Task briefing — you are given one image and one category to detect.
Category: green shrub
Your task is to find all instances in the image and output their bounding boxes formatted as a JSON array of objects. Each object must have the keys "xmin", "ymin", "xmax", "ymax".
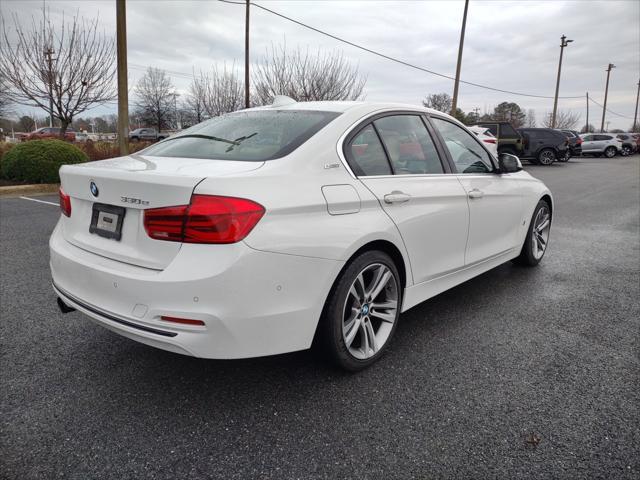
[
  {"xmin": 0, "ymin": 140, "xmax": 88, "ymax": 183},
  {"xmin": 78, "ymin": 141, "xmax": 151, "ymax": 161}
]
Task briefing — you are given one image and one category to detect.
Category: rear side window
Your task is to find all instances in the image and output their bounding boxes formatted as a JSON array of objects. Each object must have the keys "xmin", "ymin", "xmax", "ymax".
[
  {"xmin": 595, "ymin": 135, "xmax": 613, "ymax": 141},
  {"xmin": 431, "ymin": 118, "xmax": 494, "ymax": 174},
  {"xmin": 483, "ymin": 124, "xmax": 498, "ymax": 136},
  {"xmin": 499, "ymin": 124, "xmax": 518, "ymax": 137},
  {"xmin": 373, "ymin": 115, "xmax": 444, "ymax": 174},
  {"xmin": 143, "ymin": 110, "xmax": 340, "ymax": 161},
  {"xmin": 347, "ymin": 124, "xmax": 392, "ymax": 176}
]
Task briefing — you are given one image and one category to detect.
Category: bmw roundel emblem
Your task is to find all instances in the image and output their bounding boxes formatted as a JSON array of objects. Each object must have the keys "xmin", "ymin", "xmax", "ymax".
[{"xmin": 90, "ymin": 181, "xmax": 99, "ymax": 197}]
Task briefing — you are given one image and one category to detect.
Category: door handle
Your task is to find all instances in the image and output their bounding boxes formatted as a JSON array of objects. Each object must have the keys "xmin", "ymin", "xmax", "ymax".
[
  {"xmin": 384, "ymin": 191, "xmax": 411, "ymax": 204},
  {"xmin": 468, "ymin": 189, "xmax": 484, "ymax": 199}
]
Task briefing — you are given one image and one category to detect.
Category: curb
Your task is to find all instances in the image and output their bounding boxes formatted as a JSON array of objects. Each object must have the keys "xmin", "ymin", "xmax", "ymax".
[{"xmin": 0, "ymin": 183, "xmax": 60, "ymax": 197}]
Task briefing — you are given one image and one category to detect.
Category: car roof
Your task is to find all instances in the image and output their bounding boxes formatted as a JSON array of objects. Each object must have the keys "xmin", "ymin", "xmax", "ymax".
[{"xmin": 244, "ymin": 99, "xmax": 445, "ymax": 117}]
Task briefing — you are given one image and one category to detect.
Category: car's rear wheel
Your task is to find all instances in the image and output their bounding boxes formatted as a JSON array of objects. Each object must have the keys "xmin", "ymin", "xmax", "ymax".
[
  {"xmin": 537, "ymin": 148, "xmax": 556, "ymax": 166},
  {"xmin": 604, "ymin": 146, "xmax": 617, "ymax": 158},
  {"xmin": 513, "ymin": 200, "xmax": 551, "ymax": 267},
  {"xmin": 319, "ymin": 250, "xmax": 401, "ymax": 371}
]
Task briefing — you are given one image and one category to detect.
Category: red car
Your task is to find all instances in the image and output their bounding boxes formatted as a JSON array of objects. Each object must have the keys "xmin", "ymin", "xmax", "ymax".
[{"xmin": 25, "ymin": 127, "xmax": 76, "ymax": 142}]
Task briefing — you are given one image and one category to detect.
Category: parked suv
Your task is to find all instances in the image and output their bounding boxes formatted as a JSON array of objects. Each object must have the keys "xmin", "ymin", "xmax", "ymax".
[
  {"xmin": 25, "ymin": 127, "xmax": 76, "ymax": 142},
  {"xmin": 580, "ymin": 134, "xmax": 621, "ymax": 158},
  {"xmin": 615, "ymin": 134, "xmax": 637, "ymax": 156},
  {"xmin": 475, "ymin": 121, "xmax": 524, "ymax": 156},
  {"xmin": 559, "ymin": 129, "xmax": 583, "ymax": 158},
  {"xmin": 129, "ymin": 128, "xmax": 169, "ymax": 142},
  {"xmin": 517, "ymin": 128, "xmax": 570, "ymax": 165}
]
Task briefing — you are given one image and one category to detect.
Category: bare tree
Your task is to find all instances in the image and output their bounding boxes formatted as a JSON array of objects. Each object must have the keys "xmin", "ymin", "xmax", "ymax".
[
  {"xmin": 525, "ymin": 109, "xmax": 537, "ymax": 127},
  {"xmin": 543, "ymin": 110, "xmax": 580, "ymax": 129},
  {"xmin": 0, "ymin": 71, "xmax": 11, "ymax": 118},
  {"xmin": 0, "ymin": 8, "xmax": 117, "ymax": 136},
  {"xmin": 253, "ymin": 44, "xmax": 366, "ymax": 105},
  {"xmin": 580, "ymin": 123, "xmax": 596, "ymax": 133},
  {"xmin": 185, "ymin": 70, "xmax": 208, "ymax": 124},
  {"xmin": 187, "ymin": 64, "xmax": 243, "ymax": 119},
  {"xmin": 422, "ymin": 93, "xmax": 452, "ymax": 113},
  {"xmin": 134, "ymin": 67, "xmax": 176, "ymax": 132}
]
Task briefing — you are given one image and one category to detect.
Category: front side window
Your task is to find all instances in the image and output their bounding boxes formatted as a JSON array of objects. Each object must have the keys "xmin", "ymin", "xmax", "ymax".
[
  {"xmin": 374, "ymin": 115, "xmax": 444, "ymax": 174},
  {"xmin": 143, "ymin": 110, "xmax": 340, "ymax": 161},
  {"xmin": 431, "ymin": 118, "xmax": 494, "ymax": 174},
  {"xmin": 346, "ymin": 124, "xmax": 392, "ymax": 176},
  {"xmin": 583, "ymin": 135, "xmax": 594, "ymax": 141}
]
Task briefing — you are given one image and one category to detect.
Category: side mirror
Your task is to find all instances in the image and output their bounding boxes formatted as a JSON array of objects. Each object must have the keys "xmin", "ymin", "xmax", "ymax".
[{"xmin": 498, "ymin": 153, "xmax": 522, "ymax": 173}]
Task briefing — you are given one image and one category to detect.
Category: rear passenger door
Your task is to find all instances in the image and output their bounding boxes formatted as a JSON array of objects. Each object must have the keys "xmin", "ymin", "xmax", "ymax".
[{"xmin": 345, "ymin": 113, "xmax": 469, "ymax": 284}]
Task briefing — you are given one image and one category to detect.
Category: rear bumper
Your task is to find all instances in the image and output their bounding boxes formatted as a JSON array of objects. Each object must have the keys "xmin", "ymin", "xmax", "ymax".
[{"xmin": 50, "ymin": 221, "xmax": 343, "ymax": 358}]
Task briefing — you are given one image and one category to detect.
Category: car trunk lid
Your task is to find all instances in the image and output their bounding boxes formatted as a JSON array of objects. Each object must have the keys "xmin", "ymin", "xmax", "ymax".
[{"xmin": 59, "ymin": 154, "xmax": 264, "ymax": 269}]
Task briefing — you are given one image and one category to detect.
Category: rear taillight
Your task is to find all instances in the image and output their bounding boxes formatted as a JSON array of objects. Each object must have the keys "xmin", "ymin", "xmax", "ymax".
[
  {"xmin": 59, "ymin": 187, "xmax": 71, "ymax": 217},
  {"xmin": 143, "ymin": 195, "xmax": 265, "ymax": 244},
  {"xmin": 484, "ymin": 139, "xmax": 497, "ymax": 144},
  {"xmin": 577, "ymin": 138, "xmax": 583, "ymax": 145}
]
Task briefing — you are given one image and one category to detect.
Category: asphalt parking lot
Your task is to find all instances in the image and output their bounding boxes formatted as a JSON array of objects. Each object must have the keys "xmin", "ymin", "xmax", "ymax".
[{"xmin": 1, "ymin": 154, "xmax": 639, "ymax": 479}]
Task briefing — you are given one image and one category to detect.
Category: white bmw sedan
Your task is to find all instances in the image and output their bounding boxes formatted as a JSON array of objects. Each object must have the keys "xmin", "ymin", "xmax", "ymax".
[{"xmin": 51, "ymin": 98, "xmax": 553, "ymax": 371}]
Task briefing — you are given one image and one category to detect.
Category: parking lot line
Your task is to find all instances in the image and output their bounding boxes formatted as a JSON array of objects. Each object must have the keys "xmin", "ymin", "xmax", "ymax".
[{"xmin": 19, "ymin": 196, "xmax": 59, "ymax": 206}]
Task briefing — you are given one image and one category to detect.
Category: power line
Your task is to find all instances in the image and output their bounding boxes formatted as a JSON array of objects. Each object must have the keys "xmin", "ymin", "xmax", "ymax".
[
  {"xmin": 588, "ymin": 96, "xmax": 633, "ymax": 119},
  {"xmin": 219, "ymin": 0, "xmax": 584, "ymax": 100}
]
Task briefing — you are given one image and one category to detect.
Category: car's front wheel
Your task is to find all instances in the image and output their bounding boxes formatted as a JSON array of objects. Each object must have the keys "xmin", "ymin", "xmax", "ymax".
[
  {"xmin": 604, "ymin": 146, "xmax": 617, "ymax": 158},
  {"xmin": 514, "ymin": 200, "xmax": 551, "ymax": 266},
  {"xmin": 319, "ymin": 250, "xmax": 401, "ymax": 371},
  {"xmin": 621, "ymin": 145, "xmax": 632, "ymax": 156},
  {"xmin": 537, "ymin": 148, "xmax": 556, "ymax": 165}
]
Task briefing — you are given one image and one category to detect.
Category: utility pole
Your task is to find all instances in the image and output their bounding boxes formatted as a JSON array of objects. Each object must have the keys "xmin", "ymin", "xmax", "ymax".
[
  {"xmin": 44, "ymin": 47, "xmax": 55, "ymax": 127},
  {"xmin": 116, "ymin": 0, "xmax": 129, "ymax": 155},
  {"xmin": 450, "ymin": 0, "xmax": 469, "ymax": 116},
  {"xmin": 633, "ymin": 79, "xmax": 639, "ymax": 132},
  {"xmin": 551, "ymin": 34, "xmax": 573, "ymax": 129},
  {"xmin": 585, "ymin": 92, "xmax": 589, "ymax": 132},
  {"xmin": 600, "ymin": 63, "xmax": 615, "ymax": 133},
  {"xmin": 244, "ymin": 0, "xmax": 250, "ymax": 109}
]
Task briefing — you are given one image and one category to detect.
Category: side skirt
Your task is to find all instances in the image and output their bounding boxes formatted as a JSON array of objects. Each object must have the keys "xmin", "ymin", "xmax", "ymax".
[{"xmin": 401, "ymin": 249, "xmax": 518, "ymax": 312}]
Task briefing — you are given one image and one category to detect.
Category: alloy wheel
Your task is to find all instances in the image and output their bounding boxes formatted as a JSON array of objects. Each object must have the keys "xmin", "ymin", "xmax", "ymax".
[
  {"xmin": 605, "ymin": 147, "xmax": 616, "ymax": 158},
  {"xmin": 531, "ymin": 205, "xmax": 551, "ymax": 260},
  {"xmin": 342, "ymin": 263, "xmax": 399, "ymax": 360},
  {"xmin": 539, "ymin": 150, "xmax": 555, "ymax": 165}
]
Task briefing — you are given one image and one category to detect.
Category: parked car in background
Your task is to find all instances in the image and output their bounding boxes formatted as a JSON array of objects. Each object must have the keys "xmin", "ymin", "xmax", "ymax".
[
  {"xmin": 517, "ymin": 128, "xmax": 570, "ymax": 165},
  {"xmin": 580, "ymin": 133, "xmax": 621, "ymax": 158},
  {"xmin": 558, "ymin": 129, "xmax": 583, "ymax": 157},
  {"xmin": 25, "ymin": 127, "xmax": 76, "ymax": 142},
  {"xmin": 467, "ymin": 126, "xmax": 498, "ymax": 156},
  {"xmin": 615, "ymin": 134, "xmax": 637, "ymax": 156},
  {"xmin": 51, "ymin": 99, "xmax": 553, "ymax": 371},
  {"xmin": 475, "ymin": 121, "xmax": 525, "ymax": 157},
  {"xmin": 129, "ymin": 128, "xmax": 170, "ymax": 142}
]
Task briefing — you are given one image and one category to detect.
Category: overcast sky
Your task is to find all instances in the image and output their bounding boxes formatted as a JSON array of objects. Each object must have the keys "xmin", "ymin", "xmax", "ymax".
[{"xmin": 2, "ymin": 0, "xmax": 639, "ymax": 129}]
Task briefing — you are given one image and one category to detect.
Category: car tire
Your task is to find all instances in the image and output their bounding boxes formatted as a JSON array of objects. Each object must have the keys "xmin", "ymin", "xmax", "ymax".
[
  {"xmin": 513, "ymin": 199, "xmax": 551, "ymax": 267},
  {"xmin": 537, "ymin": 148, "xmax": 556, "ymax": 166},
  {"xmin": 318, "ymin": 250, "xmax": 402, "ymax": 371},
  {"xmin": 604, "ymin": 146, "xmax": 617, "ymax": 158},
  {"xmin": 621, "ymin": 145, "xmax": 632, "ymax": 156}
]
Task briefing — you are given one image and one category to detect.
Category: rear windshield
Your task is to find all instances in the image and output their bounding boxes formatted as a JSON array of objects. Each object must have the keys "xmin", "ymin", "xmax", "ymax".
[{"xmin": 142, "ymin": 110, "xmax": 341, "ymax": 161}]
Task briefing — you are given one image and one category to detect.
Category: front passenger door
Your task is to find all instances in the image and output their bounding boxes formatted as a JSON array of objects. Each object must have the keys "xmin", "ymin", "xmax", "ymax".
[{"xmin": 429, "ymin": 117, "xmax": 524, "ymax": 265}]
